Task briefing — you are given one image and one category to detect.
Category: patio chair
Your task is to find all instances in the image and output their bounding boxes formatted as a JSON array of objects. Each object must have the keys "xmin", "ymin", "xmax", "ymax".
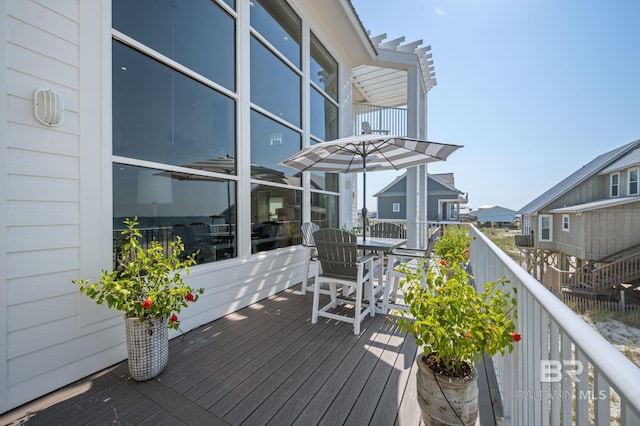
[
  {"xmin": 300, "ymin": 221, "xmax": 320, "ymax": 295},
  {"xmin": 369, "ymin": 222, "xmax": 405, "ymax": 239},
  {"xmin": 312, "ymin": 228, "xmax": 379, "ymax": 335}
]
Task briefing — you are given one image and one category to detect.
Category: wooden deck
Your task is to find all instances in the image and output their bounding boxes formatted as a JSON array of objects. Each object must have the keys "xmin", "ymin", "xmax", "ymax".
[{"xmin": 0, "ymin": 284, "xmax": 501, "ymax": 425}]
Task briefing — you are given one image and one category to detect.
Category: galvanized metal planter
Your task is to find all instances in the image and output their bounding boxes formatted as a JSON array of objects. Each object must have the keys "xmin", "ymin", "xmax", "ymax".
[{"xmin": 416, "ymin": 354, "xmax": 479, "ymax": 426}]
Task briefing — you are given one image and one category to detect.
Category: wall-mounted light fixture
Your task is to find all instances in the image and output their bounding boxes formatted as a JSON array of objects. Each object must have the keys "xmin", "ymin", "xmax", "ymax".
[{"xmin": 33, "ymin": 89, "xmax": 64, "ymax": 126}]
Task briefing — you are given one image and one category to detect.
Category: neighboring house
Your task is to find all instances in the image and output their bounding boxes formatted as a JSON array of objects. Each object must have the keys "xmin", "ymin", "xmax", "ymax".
[
  {"xmin": 473, "ymin": 205, "xmax": 517, "ymax": 227},
  {"xmin": 517, "ymin": 139, "xmax": 640, "ymax": 284},
  {"xmin": 374, "ymin": 172, "xmax": 468, "ymax": 222},
  {"xmin": 0, "ymin": 0, "xmax": 439, "ymax": 413}
]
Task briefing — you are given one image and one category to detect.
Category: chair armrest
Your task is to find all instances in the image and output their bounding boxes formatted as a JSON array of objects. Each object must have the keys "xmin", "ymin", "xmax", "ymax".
[{"xmin": 357, "ymin": 253, "xmax": 378, "ymax": 264}]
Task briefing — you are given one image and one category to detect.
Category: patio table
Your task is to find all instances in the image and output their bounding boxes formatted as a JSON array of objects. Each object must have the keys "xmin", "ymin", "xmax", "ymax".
[{"xmin": 357, "ymin": 237, "xmax": 407, "ymax": 313}]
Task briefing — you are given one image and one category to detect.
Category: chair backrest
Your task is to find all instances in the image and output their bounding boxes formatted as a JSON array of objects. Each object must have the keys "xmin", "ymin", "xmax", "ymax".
[
  {"xmin": 370, "ymin": 222, "xmax": 405, "ymax": 239},
  {"xmin": 313, "ymin": 228, "xmax": 359, "ymax": 280},
  {"xmin": 301, "ymin": 222, "xmax": 320, "ymax": 247},
  {"xmin": 361, "ymin": 121, "xmax": 372, "ymax": 134}
]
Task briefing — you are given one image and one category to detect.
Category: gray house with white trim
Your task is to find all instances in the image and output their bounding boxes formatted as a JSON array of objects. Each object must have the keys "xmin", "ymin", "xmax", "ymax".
[
  {"xmin": 517, "ymin": 139, "xmax": 640, "ymax": 270},
  {"xmin": 374, "ymin": 172, "xmax": 467, "ymax": 222}
]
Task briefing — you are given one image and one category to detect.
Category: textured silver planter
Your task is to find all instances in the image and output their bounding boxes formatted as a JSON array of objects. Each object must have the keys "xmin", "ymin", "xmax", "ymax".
[
  {"xmin": 125, "ymin": 316, "xmax": 169, "ymax": 381},
  {"xmin": 416, "ymin": 354, "xmax": 479, "ymax": 426}
]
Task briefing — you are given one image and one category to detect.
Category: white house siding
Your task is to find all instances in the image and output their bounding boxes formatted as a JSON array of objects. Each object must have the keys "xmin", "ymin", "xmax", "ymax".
[{"xmin": 0, "ymin": 0, "xmax": 365, "ymax": 413}]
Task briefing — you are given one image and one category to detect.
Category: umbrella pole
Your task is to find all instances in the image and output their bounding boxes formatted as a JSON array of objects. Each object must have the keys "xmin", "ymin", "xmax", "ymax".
[{"xmin": 362, "ymin": 156, "xmax": 367, "ymax": 241}]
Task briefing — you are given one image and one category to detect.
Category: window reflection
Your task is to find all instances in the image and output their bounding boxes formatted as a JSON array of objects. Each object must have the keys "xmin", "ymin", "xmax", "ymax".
[
  {"xmin": 250, "ymin": 110, "xmax": 301, "ymax": 186},
  {"xmin": 113, "ymin": 41, "xmax": 236, "ymax": 168},
  {"xmin": 113, "ymin": 164, "xmax": 237, "ymax": 266},
  {"xmin": 250, "ymin": 0, "xmax": 301, "ymax": 68},
  {"xmin": 310, "ymin": 87, "xmax": 338, "ymax": 141},
  {"xmin": 251, "ymin": 184, "xmax": 301, "ymax": 253},
  {"xmin": 113, "ymin": 0, "xmax": 235, "ymax": 91},
  {"xmin": 250, "ymin": 36, "xmax": 301, "ymax": 127},
  {"xmin": 311, "ymin": 192, "xmax": 339, "ymax": 229},
  {"xmin": 310, "ymin": 32, "xmax": 337, "ymax": 101}
]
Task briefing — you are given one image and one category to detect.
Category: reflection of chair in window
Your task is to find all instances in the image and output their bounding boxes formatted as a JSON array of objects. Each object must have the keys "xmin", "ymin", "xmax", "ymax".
[
  {"xmin": 300, "ymin": 222, "xmax": 320, "ymax": 295},
  {"xmin": 361, "ymin": 121, "xmax": 372, "ymax": 134},
  {"xmin": 173, "ymin": 224, "xmax": 208, "ymax": 261},
  {"xmin": 312, "ymin": 229, "xmax": 378, "ymax": 335}
]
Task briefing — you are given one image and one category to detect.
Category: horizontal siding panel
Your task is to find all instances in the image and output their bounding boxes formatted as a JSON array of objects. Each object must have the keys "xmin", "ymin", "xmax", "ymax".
[
  {"xmin": 8, "ymin": 271, "xmax": 79, "ymax": 305},
  {"xmin": 8, "ymin": 294, "xmax": 77, "ymax": 332},
  {"xmin": 8, "ymin": 0, "xmax": 79, "ymax": 44},
  {"xmin": 8, "ymin": 148, "xmax": 78, "ymax": 179},
  {"xmin": 8, "ymin": 121, "xmax": 79, "ymax": 156},
  {"xmin": 7, "ymin": 200, "xmax": 79, "ymax": 226},
  {"xmin": 8, "ymin": 16, "xmax": 79, "ymax": 66},
  {"xmin": 7, "ymin": 175, "xmax": 79, "ymax": 202},
  {"xmin": 8, "ymin": 95, "xmax": 79, "ymax": 134},
  {"xmin": 34, "ymin": 0, "xmax": 79, "ymax": 25},
  {"xmin": 7, "ymin": 314, "xmax": 121, "ymax": 360},
  {"xmin": 8, "ymin": 68, "xmax": 79, "ymax": 112},
  {"xmin": 8, "ymin": 345, "xmax": 125, "ymax": 411},
  {"xmin": 7, "ymin": 225, "xmax": 79, "ymax": 252},
  {"xmin": 7, "ymin": 43, "xmax": 78, "ymax": 89},
  {"xmin": 7, "ymin": 247, "xmax": 79, "ymax": 279}
]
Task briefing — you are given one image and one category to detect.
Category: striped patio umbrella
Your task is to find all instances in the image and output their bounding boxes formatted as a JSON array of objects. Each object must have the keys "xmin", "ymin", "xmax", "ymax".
[{"xmin": 281, "ymin": 134, "xmax": 463, "ymax": 240}]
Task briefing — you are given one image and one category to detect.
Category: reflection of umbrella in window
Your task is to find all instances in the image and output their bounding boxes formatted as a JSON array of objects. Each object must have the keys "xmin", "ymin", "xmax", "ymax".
[{"xmin": 281, "ymin": 134, "xmax": 462, "ymax": 240}]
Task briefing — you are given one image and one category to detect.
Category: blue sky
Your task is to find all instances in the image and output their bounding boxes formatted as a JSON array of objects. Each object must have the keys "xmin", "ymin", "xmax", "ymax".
[{"xmin": 350, "ymin": 0, "xmax": 640, "ymax": 212}]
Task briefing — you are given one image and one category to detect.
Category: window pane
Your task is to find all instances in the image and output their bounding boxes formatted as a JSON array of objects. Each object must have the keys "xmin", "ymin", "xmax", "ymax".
[
  {"xmin": 251, "ymin": 184, "xmax": 302, "ymax": 253},
  {"xmin": 310, "ymin": 32, "xmax": 338, "ymax": 102},
  {"xmin": 114, "ymin": 164, "xmax": 237, "ymax": 265},
  {"xmin": 311, "ymin": 192, "xmax": 339, "ymax": 229},
  {"xmin": 250, "ymin": 0, "xmax": 301, "ymax": 68},
  {"xmin": 310, "ymin": 172, "xmax": 339, "ymax": 192},
  {"xmin": 113, "ymin": 41, "xmax": 236, "ymax": 167},
  {"xmin": 113, "ymin": 0, "xmax": 235, "ymax": 91},
  {"xmin": 250, "ymin": 37, "xmax": 301, "ymax": 127},
  {"xmin": 310, "ymin": 87, "xmax": 338, "ymax": 141},
  {"xmin": 630, "ymin": 169, "xmax": 638, "ymax": 195},
  {"xmin": 250, "ymin": 110, "xmax": 301, "ymax": 185}
]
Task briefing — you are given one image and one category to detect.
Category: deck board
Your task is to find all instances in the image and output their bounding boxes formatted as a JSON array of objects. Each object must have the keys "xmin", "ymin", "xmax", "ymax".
[{"xmin": 0, "ymin": 284, "xmax": 500, "ymax": 426}]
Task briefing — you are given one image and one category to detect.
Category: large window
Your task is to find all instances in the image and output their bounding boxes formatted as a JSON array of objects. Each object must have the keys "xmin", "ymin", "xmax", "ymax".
[
  {"xmin": 112, "ymin": 1, "xmax": 237, "ymax": 265},
  {"xmin": 629, "ymin": 168, "xmax": 639, "ymax": 195}
]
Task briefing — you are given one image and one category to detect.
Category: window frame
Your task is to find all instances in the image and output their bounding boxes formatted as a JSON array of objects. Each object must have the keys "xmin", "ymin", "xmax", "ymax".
[
  {"xmin": 610, "ymin": 172, "xmax": 620, "ymax": 197},
  {"xmin": 628, "ymin": 168, "xmax": 639, "ymax": 196},
  {"xmin": 539, "ymin": 214, "xmax": 553, "ymax": 242},
  {"xmin": 562, "ymin": 214, "xmax": 570, "ymax": 232},
  {"xmin": 392, "ymin": 202, "xmax": 401, "ymax": 213}
]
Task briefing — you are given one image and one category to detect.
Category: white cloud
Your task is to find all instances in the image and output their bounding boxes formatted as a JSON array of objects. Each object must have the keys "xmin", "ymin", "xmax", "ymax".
[{"xmin": 435, "ymin": 7, "xmax": 445, "ymax": 16}]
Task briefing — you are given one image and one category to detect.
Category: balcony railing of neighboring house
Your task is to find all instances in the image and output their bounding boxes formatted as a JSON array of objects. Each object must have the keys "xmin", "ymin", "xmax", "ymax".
[
  {"xmin": 352, "ymin": 103, "xmax": 408, "ymax": 136},
  {"xmin": 515, "ymin": 232, "xmax": 534, "ymax": 247},
  {"xmin": 469, "ymin": 225, "xmax": 640, "ymax": 425}
]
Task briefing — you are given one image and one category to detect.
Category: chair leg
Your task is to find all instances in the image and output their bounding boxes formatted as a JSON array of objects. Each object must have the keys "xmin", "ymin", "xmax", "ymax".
[
  {"xmin": 302, "ymin": 256, "xmax": 310, "ymax": 295},
  {"xmin": 354, "ymin": 283, "xmax": 362, "ymax": 335}
]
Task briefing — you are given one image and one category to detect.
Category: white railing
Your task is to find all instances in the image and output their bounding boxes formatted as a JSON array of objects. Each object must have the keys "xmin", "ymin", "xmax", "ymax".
[
  {"xmin": 352, "ymin": 103, "xmax": 407, "ymax": 136},
  {"xmin": 469, "ymin": 225, "xmax": 640, "ymax": 426}
]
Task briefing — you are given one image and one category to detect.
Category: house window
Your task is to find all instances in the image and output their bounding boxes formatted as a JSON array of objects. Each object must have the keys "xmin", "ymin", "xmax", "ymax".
[
  {"xmin": 539, "ymin": 215, "xmax": 553, "ymax": 242},
  {"xmin": 610, "ymin": 172, "xmax": 620, "ymax": 197},
  {"xmin": 112, "ymin": 0, "xmax": 238, "ymax": 266},
  {"xmin": 562, "ymin": 214, "xmax": 570, "ymax": 232},
  {"xmin": 392, "ymin": 203, "xmax": 401, "ymax": 213},
  {"xmin": 629, "ymin": 168, "xmax": 639, "ymax": 195}
]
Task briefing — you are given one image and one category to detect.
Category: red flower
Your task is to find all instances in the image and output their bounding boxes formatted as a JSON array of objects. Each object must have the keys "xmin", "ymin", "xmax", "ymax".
[
  {"xmin": 170, "ymin": 314, "xmax": 178, "ymax": 323},
  {"xmin": 463, "ymin": 248, "xmax": 469, "ymax": 254},
  {"xmin": 143, "ymin": 298, "xmax": 153, "ymax": 309},
  {"xmin": 466, "ymin": 333, "xmax": 473, "ymax": 339},
  {"xmin": 185, "ymin": 293, "xmax": 194, "ymax": 302},
  {"xmin": 511, "ymin": 333, "xmax": 522, "ymax": 342},
  {"xmin": 439, "ymin": 259, "xmax": 447, "ymax": 266}
]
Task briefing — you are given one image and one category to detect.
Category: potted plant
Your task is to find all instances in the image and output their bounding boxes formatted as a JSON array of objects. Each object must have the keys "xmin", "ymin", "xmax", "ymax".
[
  {"xmin": 73, "ymin": 218, "xmax": 204, "ymax": 381},
  {"xmin": 395, "ymin": 227, "xmax": 520, "ymax": 426}
]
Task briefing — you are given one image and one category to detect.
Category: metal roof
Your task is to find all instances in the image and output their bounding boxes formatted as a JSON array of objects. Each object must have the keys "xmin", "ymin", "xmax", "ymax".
[
  {"xmin": 598, "ymin": 147, "xmax": 640, "ymax": 174},
  {"xmin": 549, "ymin": 196, "xmax": 640, "ymax": 213},
  {"xmin": 518, "ymin": 139, "xmax": 640, "ymax": 215},
  {"xmin": 352, "ymin": 33, "xmax": 437, "ymax": 107}
]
